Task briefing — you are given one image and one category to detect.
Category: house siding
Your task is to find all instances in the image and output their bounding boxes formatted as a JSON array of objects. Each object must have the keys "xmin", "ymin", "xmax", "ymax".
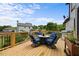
[
  {"xmin": 16, "ymin": 21, "xmax": 32, "ymax": 32},
  {"xmin": 18, "ymin": 26, "xmax": 32, "ymax": 32},
  {"xmin": 65, "ymin": 3, "xmax": 76, "ymax": 31},
  {"xmin": 65, "ymin": 3, "xmax": 79, "ymax": 40},
  {"xmin": 66, "ymin": 18, "xmax": 74, "ymax": 31}
]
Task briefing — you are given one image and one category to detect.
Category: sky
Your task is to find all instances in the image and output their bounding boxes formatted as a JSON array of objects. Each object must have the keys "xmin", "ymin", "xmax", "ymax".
[{"xmin": 0, "ymin": 3, "xmax": 68, "ymax": 26}]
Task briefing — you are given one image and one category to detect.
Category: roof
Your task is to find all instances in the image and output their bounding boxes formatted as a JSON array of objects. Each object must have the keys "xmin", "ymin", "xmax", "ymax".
[
  {"xmin": 63, "ymin": 17, "xmax": 70, "ymax": 24},
  {"xmin": 17, "ymin": 23, "xmax": 32, "ymax": 27}
]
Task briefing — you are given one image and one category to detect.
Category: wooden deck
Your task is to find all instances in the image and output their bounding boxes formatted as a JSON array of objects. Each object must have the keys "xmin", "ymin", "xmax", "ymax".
[{"xmin": 0, "ymin": 38, "xmax": 66, "ymax": 56}]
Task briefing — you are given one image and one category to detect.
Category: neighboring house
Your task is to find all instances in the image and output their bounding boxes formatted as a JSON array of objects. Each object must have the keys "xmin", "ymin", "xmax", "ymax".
[
  {"xmin": 16, "ymin": 21, "xmax": 32, "ymax": 32},
  {"xmin": 63, "ymin": 3, "xmax": 79, "ymax": 40},
  {"xmin": 3, "ymin": 27, "xmax": 15, "ymax": 32}
]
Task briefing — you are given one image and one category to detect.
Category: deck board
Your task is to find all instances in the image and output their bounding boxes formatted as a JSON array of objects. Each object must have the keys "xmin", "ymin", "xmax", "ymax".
[{"xmin": 0, "ymin": 38, "xmax": 65, "ymax": 56}]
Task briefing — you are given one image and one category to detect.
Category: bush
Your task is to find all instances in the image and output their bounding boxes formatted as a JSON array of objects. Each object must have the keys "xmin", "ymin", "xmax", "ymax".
[
  {"xmin": 67, "ymin": 34, "xmax": 76, "ymax": 44},
  {"xmin": 16, "ymin": 33, "xmax": 28, "ymax": 43},
  {"xmin": 56, "ymin": 32, "xmax": 62, "ymax": 39}
]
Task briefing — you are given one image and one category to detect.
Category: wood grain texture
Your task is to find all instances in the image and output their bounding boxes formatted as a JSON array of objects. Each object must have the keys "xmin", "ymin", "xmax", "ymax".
[{"xmin": 0, "ymin": 38, "xmax": 65, "ymax": 56}]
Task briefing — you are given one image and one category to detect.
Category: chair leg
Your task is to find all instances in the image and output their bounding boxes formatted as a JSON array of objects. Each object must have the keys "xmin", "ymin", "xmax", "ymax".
[
  {"xmin": 51, "ymin": 45, "xmax": 57, "ymax": 49},
  {"xmin": 31, "ymin": 44, "xmax": 36, "ymax": 48},
  {"xmin": 31, "ymin": 43, "xmax": 40, "ymax": 48}
]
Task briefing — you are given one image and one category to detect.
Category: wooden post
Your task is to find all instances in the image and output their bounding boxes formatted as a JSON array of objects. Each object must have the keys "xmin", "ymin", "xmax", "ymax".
[
  {"xmin": 0, "ymin": 35, "xmax": 2, "ymax": 48},
  {"xmin": 11, "ymin": 32, "xmax": 16, "ymax": 47}
]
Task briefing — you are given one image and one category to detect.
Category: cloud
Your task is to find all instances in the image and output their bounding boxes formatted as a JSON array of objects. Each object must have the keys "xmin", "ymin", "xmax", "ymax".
[
  {"xmin": 0, "ymin": 16, "xmax": 14, "ymax": 22},
  {"xmin": 0, "ymin": 3, "xmax": 63, "ymax": 26},
  {"xmin": 31, "ymin": 4, "xmax": 41, "ymax": 10},
  {"xmin": 0, "ymin": 16, "xmax": 18, "ymax": 26},
  {"xmin": 0, "ymin": 3, "xmax": 41, "ymax": 18},
  {"xmin": 28, "ymin": 4, "xmax": 40, "ymax": 10},
  {"xmin": 21, "ymin": 17, "xmax": 64, "ymax": 25},
  {"xmin": 21, "ymin": 17, "xmax": 57, "ymax": 25},
  {"xmin": 23, "ymin": 8, "xmax": 34, "ymax": 14},
  {"xmin": 23, "ymin": 3, "xmax": 41, "ymax": 15}
]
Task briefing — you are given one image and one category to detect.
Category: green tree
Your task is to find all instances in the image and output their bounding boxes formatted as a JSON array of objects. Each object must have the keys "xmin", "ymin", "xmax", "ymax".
[
  {"xmin": 57, "ymin": 24, "xmax": 65, "ymax": 31},
  {"xmin": 0, "ymin": 26, "xmax": 3, "ymax": 31},
  {"xmin": 38, "ymin": 25, "xmax": 44, "ymax": 30},
  {"xmin": 0, "ymin": 25, "xmax": 11, "ymax": 31},
  {"xmin": 32, "ymin": 25, "xmax": 38, "ymax": 30},
  {"xmin": 46, "ymin": 22, "xmax": 57, "ymax": 31}
]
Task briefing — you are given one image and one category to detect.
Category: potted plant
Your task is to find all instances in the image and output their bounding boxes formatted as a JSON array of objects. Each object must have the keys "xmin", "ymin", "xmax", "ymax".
[{"xmin": 64, "ymin": 32, "xmax": 79, "ymax": 56}]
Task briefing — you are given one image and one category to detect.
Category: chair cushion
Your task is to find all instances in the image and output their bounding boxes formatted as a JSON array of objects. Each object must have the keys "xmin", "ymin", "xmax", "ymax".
[
  {"xmin": 50, "ymin": 32, "xmax": 57, "ymax": 38},
  {"xmin": 36, "ymin": 32, "xmax": 43, "ymax": 35},
  {"xmin": 35, "ymin": 38, "xmax": 40, "ymax": 42},
  {"xmin": 46, "ymin": 32, "xmax": 57, "ymax": 45},
  {"xmin": 29, "ymin": 34, "xmax": 41, "ymax": 45}
]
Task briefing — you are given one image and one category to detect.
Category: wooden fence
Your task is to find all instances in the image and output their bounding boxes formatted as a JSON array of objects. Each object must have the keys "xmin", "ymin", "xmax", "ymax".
[{"xmin": 0, "ymin": 32, "xmax": 28, "ymax": 50}]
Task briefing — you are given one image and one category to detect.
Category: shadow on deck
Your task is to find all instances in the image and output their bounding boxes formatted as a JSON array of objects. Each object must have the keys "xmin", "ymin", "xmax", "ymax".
[{"xmin": 0, "ymin": 38, "xmax": 65, "ymax": 56}]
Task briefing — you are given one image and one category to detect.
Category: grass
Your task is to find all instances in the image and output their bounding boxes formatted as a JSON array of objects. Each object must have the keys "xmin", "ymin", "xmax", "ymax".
[
  {"xmin": 16, "ymin": 33, "xmax": 28, "ymax": 43},
  {"xmin": 0, "ymin": 35, "xmax": 11, "ymax": 48}
]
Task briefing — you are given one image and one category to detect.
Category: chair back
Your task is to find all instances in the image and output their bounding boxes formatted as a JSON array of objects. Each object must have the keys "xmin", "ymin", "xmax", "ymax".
[
  {"xmin": 53, "ymin": 35, "xmax": 58, "ymax": 44},
  {"xmin": 29, "ymin": 34, "xmax": 35, "ymax": 41},
  {"xmin": 50, "ymin": 32, "xmax": 58, "ymax": 44},
  {"xmin": 36, "ymin": 32, "xmax": 43, "ymax": 35},
  {"xmin": 50, "ymin": 32, "xmax": 56, "ymax": 38}
]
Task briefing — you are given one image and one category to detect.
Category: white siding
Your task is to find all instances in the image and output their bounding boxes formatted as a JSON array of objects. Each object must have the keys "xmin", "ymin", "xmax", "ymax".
[
  {"xmin": 66, "ymin": 19, "xmax": 74, "ymax": 31},
  {"xmin": 18, "ymin": 26, "xmax": 32, "ymax": 32},
  {"xmin": 65, "ymin": 3, "xmax": 79, "ymax": 39}
]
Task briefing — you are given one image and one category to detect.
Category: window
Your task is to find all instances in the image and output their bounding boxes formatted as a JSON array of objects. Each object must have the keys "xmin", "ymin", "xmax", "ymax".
[{"xmin": 29, "ymin": 27, "xmax": 30, "ymax": 29}]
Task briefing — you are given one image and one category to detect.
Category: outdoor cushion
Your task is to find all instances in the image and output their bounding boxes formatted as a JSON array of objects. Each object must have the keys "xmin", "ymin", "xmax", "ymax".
[
  {"xmin": 29, "ymin": 34, "xmax": 41, "ymax": 46},
  {"xmin": 36, "ymin": 32, "xmax": 43, "ymax": 35},
  {"xmin": 45, "ymin": 32, "xmax": 57, "ymax": 45}
]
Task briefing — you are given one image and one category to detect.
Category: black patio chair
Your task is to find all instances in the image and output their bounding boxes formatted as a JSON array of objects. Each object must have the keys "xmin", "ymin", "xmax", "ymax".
[
  {"xmin": 29, "ymin": 34, "xmax": 41, "ymax": 47},
  {"xmin": 45, "ymin": 32, "xmax": 58, "ymax": 49},
  {"xmin": 36, "ymin": 32, "xmax": 43, "ymax": 35}
]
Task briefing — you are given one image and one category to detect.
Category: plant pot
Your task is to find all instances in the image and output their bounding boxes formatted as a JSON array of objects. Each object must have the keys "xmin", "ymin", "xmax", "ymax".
[{"xmin": 65, "ymin": 39, "xmax": 79, "ymax": 56}]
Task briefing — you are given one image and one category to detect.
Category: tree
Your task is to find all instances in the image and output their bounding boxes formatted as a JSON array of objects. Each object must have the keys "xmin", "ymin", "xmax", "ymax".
[
  {"xmin": 38, "ymin": 25, "xmax": 44, "ymax": 30},
  {"xmin": 46, "ymin": 22, "xmax": 57, "ymax": 31},
  {"xmin": 0, "ymin": 25, "xmax": 11, "ymax": 31},
  {"xmin": 57, "ymin": 24, "xmax": 65, "ymax": 31},
  {"xmin": 0, "ymin": 26, "xmax": 3, "ymax": 31},
  {"xmin": 32, "ymin": 25, "xmax": 38, "ymax": 30},
  {"xmin": 43, "ymin": 25, "xmax": 47, "ymax": 30}
]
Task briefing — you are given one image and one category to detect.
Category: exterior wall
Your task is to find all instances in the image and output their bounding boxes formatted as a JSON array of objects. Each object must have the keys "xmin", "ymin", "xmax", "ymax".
[
  {"xmin": 18, "ymin": 26, "xmax": 32, "ymax": 32},
  {"xmin": 65, "ymin": 3, "xmax": 76, "ymax": 32},
  {"xmin": 16, "ymin": 21, "xmax": 32, "ymax": 32},
  {"xmin": 69, "ymin": 3, "xmax": 79, "ymax": 39},
  {"xmin": 75, "ymin": 4, "xmax": 79, "ymax": 40},
  {"xmin": 64, "ymin": 3, "xmax": 79, "ymax": 40},
  {"xmin": 66, "ymin": 19, "xmax": 74, "ymax": 31}
]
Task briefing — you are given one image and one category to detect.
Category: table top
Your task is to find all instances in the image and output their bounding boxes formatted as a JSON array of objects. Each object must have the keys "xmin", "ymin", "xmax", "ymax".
[{"xmin": 38, "ymin": 35, "xmax": 50, "ymax": 38}]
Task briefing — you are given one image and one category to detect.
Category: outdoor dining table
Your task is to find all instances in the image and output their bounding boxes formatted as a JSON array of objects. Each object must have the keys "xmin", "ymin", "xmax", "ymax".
[
  {"xmin": 38, "ymin": 35, "xmax": 50, "ymax": 44},
  {"xmin": 38, "ymin": 35, "xmax": 49, "ymax": 38}
]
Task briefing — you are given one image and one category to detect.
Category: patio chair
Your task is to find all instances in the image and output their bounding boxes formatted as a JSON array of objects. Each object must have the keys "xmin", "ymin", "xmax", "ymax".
[
  {"xmin": 45, "ymin": 32, "xmax": 58, "ymax": 49},
  {"xmin": 36, "ymin": 32, "xmax": 43, "ymax": 35},
  {"xmin": 29, "ymin": 34, "xmax": 41, "ymax": 47}
]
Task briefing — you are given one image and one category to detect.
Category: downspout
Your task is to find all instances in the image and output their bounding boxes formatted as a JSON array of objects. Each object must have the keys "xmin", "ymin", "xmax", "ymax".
[{"xmin": 69, "ymin": 3, "xmax": 70, "ymax": 20}]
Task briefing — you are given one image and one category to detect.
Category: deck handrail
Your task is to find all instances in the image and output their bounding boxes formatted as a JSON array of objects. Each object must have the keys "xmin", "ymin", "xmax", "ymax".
[{"xmin": 0, "ymin": 32, "xmax": 28, "ymax": 50}]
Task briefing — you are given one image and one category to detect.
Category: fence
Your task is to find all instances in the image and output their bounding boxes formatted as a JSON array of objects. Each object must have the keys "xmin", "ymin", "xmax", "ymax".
[{"xmin": 0, "ymin": 32, "xmax": 28, "ymax": 50}]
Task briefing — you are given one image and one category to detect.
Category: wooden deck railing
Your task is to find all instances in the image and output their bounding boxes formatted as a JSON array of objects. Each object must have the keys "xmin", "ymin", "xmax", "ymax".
[{"xmin": 0, "ymin": 32, "xmax": 28, "ymax": 50}]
